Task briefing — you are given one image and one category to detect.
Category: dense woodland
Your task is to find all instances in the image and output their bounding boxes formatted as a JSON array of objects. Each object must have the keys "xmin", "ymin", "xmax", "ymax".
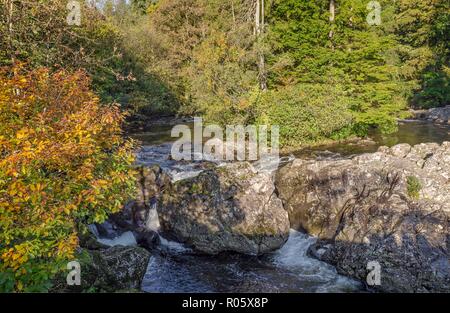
[
  {"xmin": 0, "ymin": 0, "xmax": 448, "ymax": 291},
  {"xmin": 1, "ymin": 1, "xmax": 449, "ymax": 142}
]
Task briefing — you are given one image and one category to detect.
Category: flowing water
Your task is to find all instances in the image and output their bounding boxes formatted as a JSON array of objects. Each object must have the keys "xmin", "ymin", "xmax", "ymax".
[
  {"xmin": 142, "ymin": 230, "xmax": 360, "ymax": 293},
  {"xmin": 130, "ymin": 120, "xmax": 450, "ymax": 293}
]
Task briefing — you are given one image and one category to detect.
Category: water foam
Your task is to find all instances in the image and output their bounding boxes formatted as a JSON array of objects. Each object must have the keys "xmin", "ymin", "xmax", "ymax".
[
  {"xmin": 272, "ymin": 230, "xmax": 360, "ymax": 291},
  {"xmin": 97, "ymin": 231, "xmax": 137, "ymax": 247}
]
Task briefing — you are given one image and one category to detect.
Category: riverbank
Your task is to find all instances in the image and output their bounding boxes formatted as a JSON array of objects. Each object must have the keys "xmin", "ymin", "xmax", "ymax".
[{"xmin": 410, "ymin": 105, "xmax": 450, "ymax": 124}]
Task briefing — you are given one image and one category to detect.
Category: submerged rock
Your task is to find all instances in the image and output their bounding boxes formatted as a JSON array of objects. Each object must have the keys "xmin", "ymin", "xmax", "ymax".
[
  {"xmin": 276, "ymin": 142, "xmax": 450, "ymax": 292},
  {"xmin": 158, "ymin": 162, "xmax": 290, "ymax": 255}
]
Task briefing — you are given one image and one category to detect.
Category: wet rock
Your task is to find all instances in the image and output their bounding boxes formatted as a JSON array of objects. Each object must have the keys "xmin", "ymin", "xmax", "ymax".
[
  {"xmin": 159, "ymin": 162, "xmax": 290, "ymax": 255},
  {"xmin": 135, "ymin": 165, "xmax": 171, "ymax": 209},
  {"xmin": 95, "ymin": 221, "xmax": 121, "ymax": 239},
  {"xmin": 276, "ymin": 142, "xmax": 450, "ymax": 292},
  {"xmin": 413, "ymin": 105, "xmax": 450, "ymax": 124},
  {"xmin": 87, "ymin": 246, "xmax": 150, "ymax": 291},
  {"xmin": 134, "ymin": 229, "xmax": 160, "ymax": 250},
  {"xmin": 78, "ymin": 226, "xmax": 109, "ymax": 251},
  {"xmin": 92, "ymin": 165, "xmax": 168, "ymax": 251},
  {"xmin": 94, "ymin": 212, "xmax": 160, "ymax": 251}
]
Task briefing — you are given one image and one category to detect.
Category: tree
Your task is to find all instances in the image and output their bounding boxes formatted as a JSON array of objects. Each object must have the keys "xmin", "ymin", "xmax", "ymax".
[
  {"xmin": 266, "ymin": 0, "xmax": 411, "ymax": 135},
  {"xmin": 329, "ymin": 0, "xmax": 336, "ymax": 39},
  {"xmin": 394, "ymin": 0, "xmax": 449, "ymax": 108},
  {"xmin": 131, "ymin": 0, "xmax": 156, "ymax": 14},
  {"xmin": 255, "ymin": 0, "xmax": 268, "ymax": 91},
  {"xmin": 0, "ymin": 64, "xmax": 136, "ymax": 292}
]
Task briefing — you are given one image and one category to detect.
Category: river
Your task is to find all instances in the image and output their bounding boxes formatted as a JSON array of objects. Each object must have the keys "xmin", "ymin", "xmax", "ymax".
[{"xmin": 130, "ymin": 120, "xmax": 450, "ymax": 293}]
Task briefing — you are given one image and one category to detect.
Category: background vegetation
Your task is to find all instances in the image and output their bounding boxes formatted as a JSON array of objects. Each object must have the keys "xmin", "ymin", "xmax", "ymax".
[
  {"xmin": 1, "ymin": 0, "xmax": 448, "ymax": 138},
  {"xmin": 106, "ymin": 0, "xmax": 448, "ymax": 142}
]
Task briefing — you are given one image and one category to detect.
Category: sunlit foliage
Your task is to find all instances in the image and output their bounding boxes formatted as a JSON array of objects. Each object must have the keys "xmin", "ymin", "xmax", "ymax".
[{"xmin": 0, "ymin": 64, "xmax": 136, "ymax": 292}]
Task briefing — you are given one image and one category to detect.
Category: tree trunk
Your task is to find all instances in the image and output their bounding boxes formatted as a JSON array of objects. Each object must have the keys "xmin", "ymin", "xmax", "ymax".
[
  {"xmin": 255, "ymin": 0, "xmax": 267, "ymax": 91},
  {"xmin": 7, "ymin": 0, "xmax": 15, "ymax": 65},
  {"xmin": 255, "ymin": 0, "xmax": 260, "ymax": 35},
  {"xmin": 261, "ymin": 0, "xmax": 265, "ymax": 30},
  {"xmin": 231, "ymin": 1, "xmax": 236, "ymax": 29},
  {"xmin": 329, "ymin": 0, "xmax": 335, "ymax": 39},
  {"xmin": 329, "ymin": 0, "xmax": 335, "ymax": 22}
]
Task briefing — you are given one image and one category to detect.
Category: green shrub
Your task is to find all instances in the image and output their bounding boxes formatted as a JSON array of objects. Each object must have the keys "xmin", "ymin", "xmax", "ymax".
[
  {"xmin": 252, "ymin": 84, "xmax": 353, "ymax": 147},
  {"xmin": 407, "ymin": 176, "xmax": 422, "ymax": 200},
  {"xmin": 0, "ymin": 65, "xmax": 136, "ymax": 292}
]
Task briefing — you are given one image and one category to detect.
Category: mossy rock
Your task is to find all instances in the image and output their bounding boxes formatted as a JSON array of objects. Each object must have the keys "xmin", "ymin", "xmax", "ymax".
[{"xmin": 51, "ymin": 246, "xmax": 150, "ymax": 293}]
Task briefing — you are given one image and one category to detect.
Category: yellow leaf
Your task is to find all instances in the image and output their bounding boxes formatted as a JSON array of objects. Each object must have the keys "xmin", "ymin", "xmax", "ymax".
[{"xmin": 16, "ymin": 129, "xmax": 28, "ymax": 140}]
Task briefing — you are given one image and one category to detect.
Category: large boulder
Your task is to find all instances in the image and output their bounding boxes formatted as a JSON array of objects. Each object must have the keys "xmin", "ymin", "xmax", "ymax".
[
  {"xmin": 158, "ymin": 162, "xmax": 290, "ymax": 255},
  {"xmin": 276, "ymin": 142, "xmax": 450, "ymax": 292}
]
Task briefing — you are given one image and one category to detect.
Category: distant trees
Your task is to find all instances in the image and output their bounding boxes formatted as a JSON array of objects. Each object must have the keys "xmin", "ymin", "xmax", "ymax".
[
  {"xmin": 131, "ymin": 0, "xmax": 155, "ymax": 14},
  {"xmin": 0, "ymin": 0, "xmax": 177, "ymax": 116},
  {"xmin": 395, "ymin": 0, "xmax": 449, "ymax": 108},
  {"xmin": 1, "ymin": 1, "xmax": 113, "ymax": 70},
  {"xmin": 111, "ymin": 0, "xmax": 447, "ymax": 142},
  {"xmin": 0, "ymin": 0, "xmax": 447, "ymax": 137}
]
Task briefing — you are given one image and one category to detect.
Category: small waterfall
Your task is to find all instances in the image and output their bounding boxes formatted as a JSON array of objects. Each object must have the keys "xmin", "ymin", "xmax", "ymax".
[
  {"xmin": 145, "ymin": 201, "xmax": 190, "ymax": 253},
  {"xmin": 142, "ymin": 229, "xmax": 362, "ymax": 293},
  {"xmin": 135, "ymin": 143, "xmax": 208, "ymax": 183},
  {"xmin": 146, "ymin": 201, "xmax": 161, "ymax": 232},
  {"xmin": 86, "ymin": 201, "xmax": 188, "ymax": 251},
  {"xmin": 88, "ymin": 223, "xmax": 137, "ymax": 247},
  {"xmin": 272, "ymin": 230, "xmax": 361, "ymax": 292},
  {"xmin": 136, "ymin": 143, "xmax": 297, "ymax": 185},
  {"xmin": 97, "ymin": 231, "xmax": 137, "ymax": 247}
]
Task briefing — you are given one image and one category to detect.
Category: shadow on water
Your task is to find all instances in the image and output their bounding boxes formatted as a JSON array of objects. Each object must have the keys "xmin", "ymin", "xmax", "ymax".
[{"xmin": 131, "ymin": 124, "xmax": 179, "ymax": 146}]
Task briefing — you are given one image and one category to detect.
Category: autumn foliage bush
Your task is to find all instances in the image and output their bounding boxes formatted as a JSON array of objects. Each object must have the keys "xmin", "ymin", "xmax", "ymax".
[{"xmin": 0, "ymin": 65, "xmax": 136, "ymax": 292}]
